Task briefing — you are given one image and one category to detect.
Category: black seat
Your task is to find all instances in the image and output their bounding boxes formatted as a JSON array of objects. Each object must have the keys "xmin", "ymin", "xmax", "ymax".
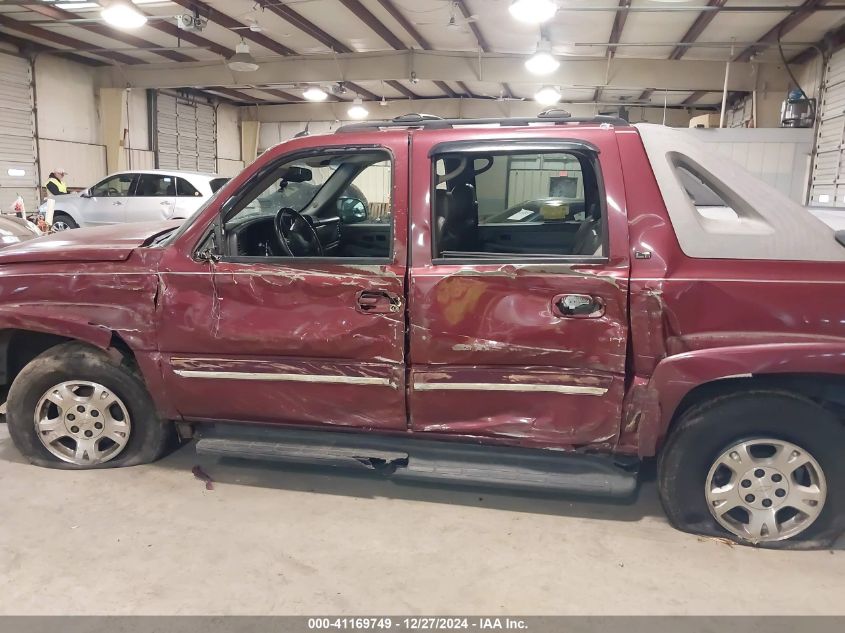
[
  {"xmin": 436, "ymin": 183, "xmax": 478, "ymax": 254},
  {"xmin": 571, "ymin": 202, "xmax": 603, "ymax": 256}
]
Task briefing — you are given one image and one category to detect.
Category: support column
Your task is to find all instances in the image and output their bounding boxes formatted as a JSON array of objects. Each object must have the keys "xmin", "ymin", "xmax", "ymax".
[
  {"xmin": 241, "ymin": 120, "xmax": 261, "ymax": 165},
  {"xmin": 99, "ymin": 87, "xmax": 128, "ymax": 173}
]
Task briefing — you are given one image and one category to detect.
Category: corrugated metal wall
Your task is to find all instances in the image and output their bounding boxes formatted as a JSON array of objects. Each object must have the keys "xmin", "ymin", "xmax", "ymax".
[
  {"xmin": 810, "ymin": 47, "xmax": 845, "ymax": 207},
  {"xmin": 0, "ymin": 52, "xmax": 38, "ymax": 213},
  {"xmin": 156, "ymin": 93, "xmax": 217, "ymax": 174}
]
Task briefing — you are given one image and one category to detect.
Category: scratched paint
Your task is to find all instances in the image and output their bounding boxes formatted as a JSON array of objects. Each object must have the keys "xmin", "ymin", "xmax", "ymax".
[{"xmin": 0, "ymin": 125, "xmax": 843, "ymax": 463}]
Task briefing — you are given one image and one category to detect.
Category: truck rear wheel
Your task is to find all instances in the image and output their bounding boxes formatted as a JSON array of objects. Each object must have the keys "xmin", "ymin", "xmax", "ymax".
[
  {"xmin": 657, "ymin": 391, "xmax": 845, "ymax": 548},
  {"xmin": 6, "ymin": 342, "xmax": 174, "ymax": 469}
]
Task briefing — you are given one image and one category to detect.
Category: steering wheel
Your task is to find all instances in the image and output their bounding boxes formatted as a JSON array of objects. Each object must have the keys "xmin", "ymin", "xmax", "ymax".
[{"xmin": 273, "ymin": 207, "xmax": 324, "ymax": 257}]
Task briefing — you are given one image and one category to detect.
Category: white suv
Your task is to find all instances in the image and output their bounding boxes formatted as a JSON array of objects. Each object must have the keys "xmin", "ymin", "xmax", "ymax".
[{"xmin": 50, "ymin": 170, "xmax": 228, "ymax": 231}]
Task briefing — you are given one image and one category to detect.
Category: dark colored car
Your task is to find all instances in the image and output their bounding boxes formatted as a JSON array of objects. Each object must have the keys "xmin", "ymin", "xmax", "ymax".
[{"xmin": 1, "ymin": 113, "xmax": 843, "ymax": 549}]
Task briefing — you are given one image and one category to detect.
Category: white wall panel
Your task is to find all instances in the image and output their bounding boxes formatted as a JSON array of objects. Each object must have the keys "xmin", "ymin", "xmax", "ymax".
[
  {"xmin": 38, "ymin": 139, "xmax": 106, "ymax": 189},
  {"xmin": 685, "ymin": 128, "xmax": 813, "ymax": 204}
]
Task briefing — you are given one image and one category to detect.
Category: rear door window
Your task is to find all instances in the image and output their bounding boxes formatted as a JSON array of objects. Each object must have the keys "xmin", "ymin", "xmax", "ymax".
[
  {"xmin": 432, "ymin": 151, "xmax": 604, "ymax": 259},
  {"xmin": 135, "ymin": 174, "xmax": 176, "ymax": 197},
  {"xmin": 177, "ymin": 178, "xmax": 202, "ymax": 197}
]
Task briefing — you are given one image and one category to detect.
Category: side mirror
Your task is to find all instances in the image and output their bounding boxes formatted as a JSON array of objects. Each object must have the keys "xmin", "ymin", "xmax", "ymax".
[
  {"xmin": 80, "ymin": 189, "xmax": 91, "ymax": 198},
  {"xmin": 337, "ymin": 197, "xmax": 368, "ymax": 224}
]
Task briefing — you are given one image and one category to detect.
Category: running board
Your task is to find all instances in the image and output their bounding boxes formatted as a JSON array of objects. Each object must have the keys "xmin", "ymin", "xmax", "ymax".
[{"xmin": 195, "ymin": 426, "xmax": 637, "ymax": 498}]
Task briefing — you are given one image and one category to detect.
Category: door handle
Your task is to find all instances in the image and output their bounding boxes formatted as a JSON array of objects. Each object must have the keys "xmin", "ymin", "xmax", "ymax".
[
  {"xmin": 553, "ymin": 294, "xmax": 606, "ymax": 319},
  {"xmin": 160, "ymin": 201, "xmax": 173, "ymax": 206},
  {"xmin": 113, "ymin": 201, "xmax": 123, "ymax": 206},
  {"xmin": 356, "ymin": 290, "xmax": 402, "ymax": 314}
]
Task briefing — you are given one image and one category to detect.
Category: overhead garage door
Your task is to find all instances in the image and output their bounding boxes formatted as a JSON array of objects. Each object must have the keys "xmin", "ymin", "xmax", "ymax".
[
  {"xmin": 0, "ymin": 52, "xmax": 38, "ymax": 213},
  {"xmin": 156, "ymin": 93, "xmax": 217, "ymax": 174},
  {"xmin": 809, "ymin": 47, "xmax": 845, "ymax": 207}
]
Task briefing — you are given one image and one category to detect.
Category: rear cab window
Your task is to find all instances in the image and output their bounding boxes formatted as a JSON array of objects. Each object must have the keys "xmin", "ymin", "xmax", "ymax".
[{"xmin": 431, "ymin": 146, "xmax": 606, "ymax": 260}]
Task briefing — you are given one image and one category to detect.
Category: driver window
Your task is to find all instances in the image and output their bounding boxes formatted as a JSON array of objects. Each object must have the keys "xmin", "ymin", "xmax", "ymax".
[
  {"xmin": 223, "ymin": 150, "xmax": 393, "ymax": 260},
  {"xmin": 90, "ymin": 174, "xmax": 136, "ymax": 198}
]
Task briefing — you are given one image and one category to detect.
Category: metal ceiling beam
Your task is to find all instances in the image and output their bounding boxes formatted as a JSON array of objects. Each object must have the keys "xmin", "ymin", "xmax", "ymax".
[
  {"xmin": 0, "ymin": 13, "xmax": 142, "ymax": 64},
  {"xmin": 144, "ymin": 11, "xmax": 233, "ymax": 58},
  {"xmin": 0, "ymin": 29, "xmax": 105, "ymax": 66},
  {"xmin": 331, "ymin": 0, "xmax": 431, "ymax": 98},
  {"xmin": 595, "ymin": 0, "xmax": 631, "ymax": 102},
  {"xmin": 99, "ymin": 50, "xmax": 789, "ymax": 93},
  {"xmin": 373, "ymin": 0, "xmax": 454, "ymax": 96},
  {"xmin": 338, "ymin": 0, "xmax": 405, "ymax": 49},
  {"xmin": 454, "ymin": 0, "xmax": 515, "ymax": 102},
  {"xmin": 257, "ymin": 88, "xmax": 304, "ymax": 102},
  {"xmin": 23, "ymin": 3, "xmax": 194, "ymax": 63},
  {"xmin": 734, "ymin": 0, "xmax": 827, "ymax": 62},
  {"xmin": 682, "ymin": 91, "xmax": 708, "ymax": 105},
  {"xmin": 169, "ymin": 0, "xmax": 296, "ymax": 57},
  {"xmin": 789, "ymin": 20, "xmax": 845, "ymax": 63},
  {"xmin": 669, "ymin": 0, "xmax": 727, "ymax": 60},
  {"xmin": 206, "ymin": 86, "xmax": 268, "ymax": 103}
]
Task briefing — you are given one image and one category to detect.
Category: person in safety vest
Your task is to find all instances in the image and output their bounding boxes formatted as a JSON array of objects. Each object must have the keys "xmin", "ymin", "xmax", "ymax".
[{"xmin": 44, "ymin": 169, "xmax": 68, "ymax": 196}]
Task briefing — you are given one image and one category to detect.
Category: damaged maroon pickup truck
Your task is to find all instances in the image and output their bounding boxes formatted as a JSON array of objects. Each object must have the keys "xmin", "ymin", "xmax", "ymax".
[{"xmin": 2, "ymin": 112, "xmax": 844, "ymax": 548}]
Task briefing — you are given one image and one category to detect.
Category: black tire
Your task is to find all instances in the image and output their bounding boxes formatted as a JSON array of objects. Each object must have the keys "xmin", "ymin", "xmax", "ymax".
[
  {"xmin": 52, "ymin": 212, "xmax": 78, "ymax": 231},
  {"xmin": 658, "ymin": 391, "xmax": 845, "ymax": 549},
  {"xmin": 6, "ymin": 341, "xmax": 175, "ymax": 469}
]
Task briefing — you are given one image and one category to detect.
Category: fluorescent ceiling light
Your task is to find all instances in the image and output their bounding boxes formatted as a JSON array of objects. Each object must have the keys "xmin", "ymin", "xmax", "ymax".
[
  {"xmin": 525, "ymin": 39, "xmax": 559, "ymax": 75},
  {"xmin": 302, "ymin": 86, "xmax": 328, "ymax": 101},
  {"xmin": 348, "ymin": 97, "xmax": 369, "ymax": 120},
  {"xmin": 534, "ymin": 85, "xmax": 561, "ymax": 106},
  {"xmin": 509, "ymin": 0, "xmax": 557, "ymax": 24},
  {"xmin": 100, "ymin": 1, "xmax": 147, "ymax": 29},
  {"xmin": 227, "ymin": 41, "xmax": 259, "ymax": 72}
]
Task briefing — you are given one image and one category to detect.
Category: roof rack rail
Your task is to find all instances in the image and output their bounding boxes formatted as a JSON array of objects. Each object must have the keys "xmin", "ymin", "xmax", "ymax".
[{"xmin": 335, "ymin": 111, "xmax": 629, "ymax": 133}]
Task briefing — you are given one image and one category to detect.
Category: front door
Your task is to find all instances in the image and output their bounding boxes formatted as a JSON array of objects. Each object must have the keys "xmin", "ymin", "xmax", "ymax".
[
  {"xmin": 156, "ymin": 133, "xmax": 409, "ymax": 430},
  {"xmin": 407, "ymin": 130, "xmax": 631, "ymax": 449},
  {"xmin": 84, "ymin": 173, "xmax": 137, "ymax": 225},
  {"xmin": 127, "ymin": 173, "xmax": 178, "ymax": 223}
]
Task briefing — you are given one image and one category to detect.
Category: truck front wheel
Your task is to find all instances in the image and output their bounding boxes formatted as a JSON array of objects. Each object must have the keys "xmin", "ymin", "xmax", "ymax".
[
  {"xmin": 657, "ymin": 391, "xmax": 845, "ymax": 548},
  {"xmin": 6, "ymin": 342, "xmax": 175, "ymax": 469}
]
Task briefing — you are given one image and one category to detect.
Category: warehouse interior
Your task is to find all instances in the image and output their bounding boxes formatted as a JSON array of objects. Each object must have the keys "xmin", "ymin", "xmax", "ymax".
[{"xmin": 0, "ymin": 0, "xmax": 844, "ymax": 620}]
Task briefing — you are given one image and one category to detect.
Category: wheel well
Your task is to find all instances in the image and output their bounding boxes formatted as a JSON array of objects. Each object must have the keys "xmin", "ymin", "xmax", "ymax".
[
  {"xmin": 0, "ymin": 329, "xmax": 137, "ymax": 390},
  {"xmin": 670, "ymin": 374, "xmax": 845, "ymax": 433}
]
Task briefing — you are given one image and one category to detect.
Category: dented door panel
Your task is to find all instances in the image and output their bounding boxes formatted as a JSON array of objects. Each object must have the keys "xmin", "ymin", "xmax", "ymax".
[
  {"xmin": 407, "ymin": 127, "xmax": 631, "ymax": 448},
  {"xmin": 155, "ymin": 132, "xmax": 410, "ymax": 430}
]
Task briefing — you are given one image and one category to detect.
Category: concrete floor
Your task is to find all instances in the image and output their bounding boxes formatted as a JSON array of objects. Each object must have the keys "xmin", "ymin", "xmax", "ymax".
[{"xmin": 0, "ymin": 422, "xmax": 842, "ymax": 616}]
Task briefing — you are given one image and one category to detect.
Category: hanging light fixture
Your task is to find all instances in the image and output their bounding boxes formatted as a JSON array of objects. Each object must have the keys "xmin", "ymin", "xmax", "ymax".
[
  {"xmin": 509, "ymin": 0, "xmax": 557, "ymax": 24},
  {"xmin": 348, "ymin": 97, "xmax": 369, "ymax": 120},
  {"xmin": 227, "ymin": 40, "xmax": 259, "ymax": 72},
  {"xmin": 525, "ymin": 39, "xmax": 559, "ymax": 75},
  {"xmin": 534, "ymin": 85, "xmax": 561, "ymax": 106},
  {"xmin": 302, "ymin": 86, "xmax": 329, "ymax": 101},
  {"xmin": 100, "ymin": 0, "xmax": 147, "ymax": 29}
]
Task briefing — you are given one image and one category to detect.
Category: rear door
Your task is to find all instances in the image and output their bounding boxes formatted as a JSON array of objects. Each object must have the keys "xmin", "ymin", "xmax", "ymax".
[
  {"xmin": 173, "ymin": 176, "xmax": 207, "ymax": 219},
  {"xmin": 126, "ymin": 173, "xmax": 177, "ymax": 222},
  {"xmin": 407, "ymin": 128, "xmax": 631, "ymax": 449}
]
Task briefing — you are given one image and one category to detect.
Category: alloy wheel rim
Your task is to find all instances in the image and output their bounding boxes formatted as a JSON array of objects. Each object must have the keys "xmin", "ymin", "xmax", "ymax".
[
  {"xmin": 705, "ymin": 438, "xmax": 826, "ymax": 543},
  {"xmin": 33, "ymin": 381, "xmax": 131, "ymax": 465},
  {"xmin": 52, "ymin": 221, "xmax": 69, "ymax": 231}
]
